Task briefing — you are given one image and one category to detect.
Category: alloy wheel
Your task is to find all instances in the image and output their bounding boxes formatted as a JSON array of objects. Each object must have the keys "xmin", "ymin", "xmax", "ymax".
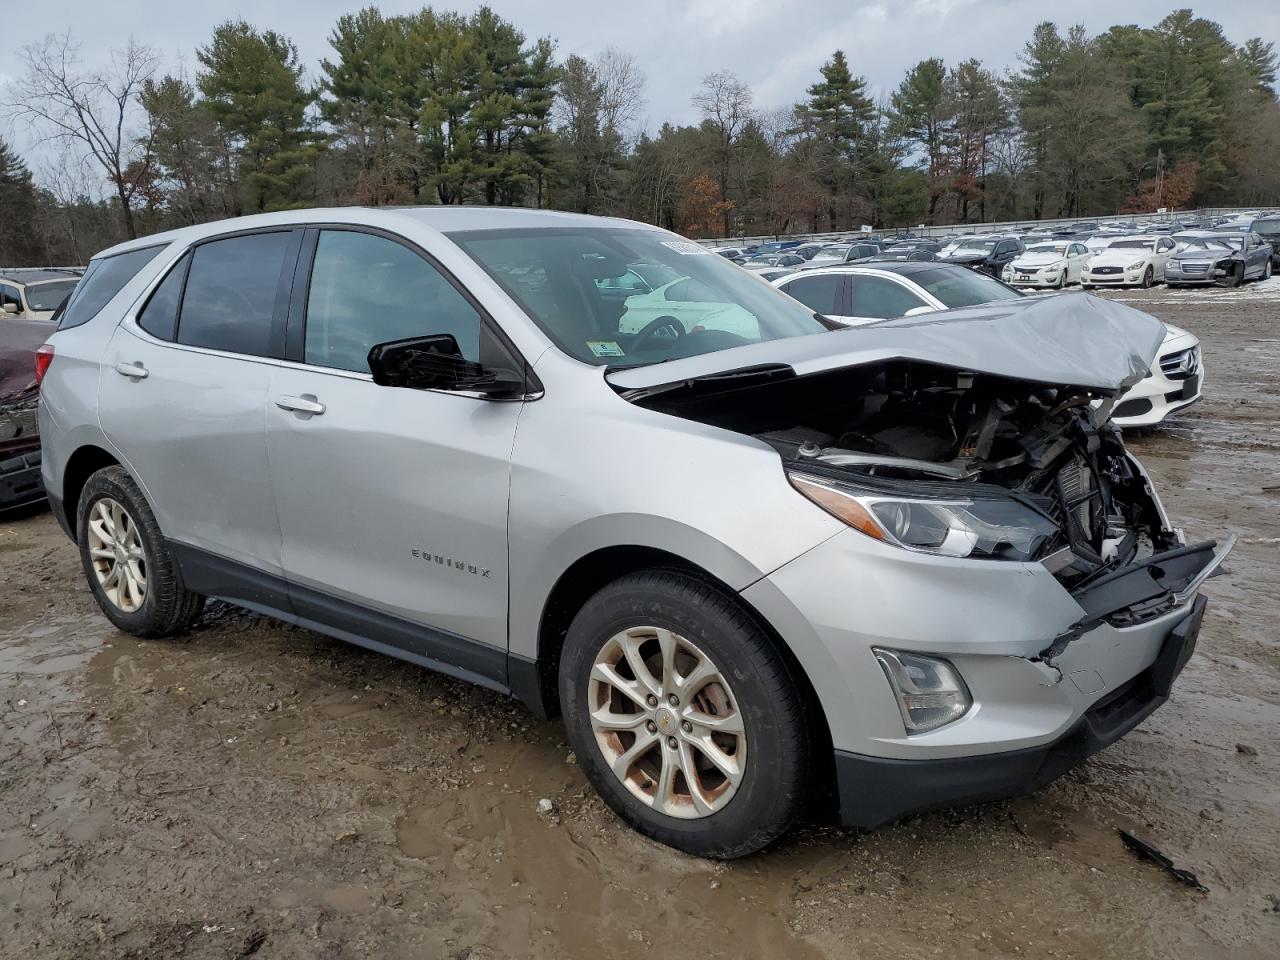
[
  {"xmin": 588, "ymin": 626, "xmax": 747, "ymax": 819},
  {"xmin": 86, "ymin": 497, "xmax": 148, "ymax": 613}
]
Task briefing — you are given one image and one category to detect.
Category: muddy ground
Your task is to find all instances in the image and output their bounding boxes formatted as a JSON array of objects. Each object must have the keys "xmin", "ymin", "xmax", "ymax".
[{"xmin": 2, "ymin": 285, "xmax": 1278, "ymax": 960}]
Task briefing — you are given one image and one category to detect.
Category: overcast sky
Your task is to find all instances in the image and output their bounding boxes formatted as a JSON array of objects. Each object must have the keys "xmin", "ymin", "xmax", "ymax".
[{"xmin": 3, "ymin": 0, "xmax": 1277, "ymax": 179}]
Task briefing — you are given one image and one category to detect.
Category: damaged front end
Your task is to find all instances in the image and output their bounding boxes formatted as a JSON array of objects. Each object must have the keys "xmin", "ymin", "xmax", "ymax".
[{"xmin": 611, "ymin": 295, "xmax": 1230, "ymax": 671}]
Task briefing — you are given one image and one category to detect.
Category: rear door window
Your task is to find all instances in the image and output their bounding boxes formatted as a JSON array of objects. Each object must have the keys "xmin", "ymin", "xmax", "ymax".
[
  {"xmin": 137, "ymin": 254, "xmax": 190, "ymax": 342},
  {"xmin": 57, "ymin": 245, "xmax": 165, "ymax": 330},
  {"xmin": 779, "ymin": 274, "xmax": 843, "ymax": 315},
  {"xmin": 177, "ymin": 232, "xmax": 294, "ymax": 357},
  {"xmin": 849, "ymin": 276, "xmax": 928, "ymax": 319}
]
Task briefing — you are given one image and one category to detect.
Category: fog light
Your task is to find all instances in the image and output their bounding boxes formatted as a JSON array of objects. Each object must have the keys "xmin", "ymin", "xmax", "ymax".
[{"xmin": 873, "ymin": 648, "xmax": 972, "ymax": 733}]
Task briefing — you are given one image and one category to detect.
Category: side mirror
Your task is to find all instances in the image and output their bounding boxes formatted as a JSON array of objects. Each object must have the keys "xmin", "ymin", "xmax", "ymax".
[
  {"xmin": 1, "ymin": 302, "xmax": 18, "ymax": 314},
  {"xmin": 367, "ymin": 334, "xmax": 528, "ymax": 399}
]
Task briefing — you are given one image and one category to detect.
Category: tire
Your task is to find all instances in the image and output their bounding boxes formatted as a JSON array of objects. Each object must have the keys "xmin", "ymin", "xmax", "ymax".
[
  {"xmin": 1055, "ymin": 271, "xmax": 1065, "ymax": 289},
  {"xmin": 1082, "ymin": 284, "xmax": 1093, "ymax": 291},
  {"xmin": 559, "ymin": 570, "xmax": 810, "ymax": 859},
  {"xmin": 1223, "ymin": 264, "xmax": 1243, "ymax": 288},
  {"xmin": 1141, "ymin": 266, "xmax": 1154, "ymax": 289},
  {"xmin": 77, "ymin": 466, "xmax": 205, "ymax": 637},
  {"xmin": 1263, "ymin": 260, "xmax": 1272, "ymax": 280}
]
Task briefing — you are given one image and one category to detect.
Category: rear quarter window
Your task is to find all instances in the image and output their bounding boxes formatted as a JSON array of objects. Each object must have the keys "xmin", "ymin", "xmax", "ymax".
[{"xmin": 57, "ymin": 245, "xmax": 166, "ymax": 330}]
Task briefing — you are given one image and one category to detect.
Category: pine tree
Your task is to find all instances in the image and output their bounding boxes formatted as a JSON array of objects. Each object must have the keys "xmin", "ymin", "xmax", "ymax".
[
  {"xmin": 197, "ymin": 21, "xmax": 317, "ymax": 213},
  {"xmin": 887, "ymin": 58, "xmax": 952, "ymax": 220},
  {"xmin": 0, "ymin": 139, "xmax": 43, "ymax": 266},
  {"xmin": 794, "ymin": 51, "xmax": 876, "ymax": 229}
]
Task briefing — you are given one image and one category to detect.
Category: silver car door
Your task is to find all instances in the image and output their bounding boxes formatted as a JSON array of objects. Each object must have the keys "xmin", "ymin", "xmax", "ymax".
[
  {"xmin": 98, "ymin": 230, "xmax": 300, "ymax": 578},
  {"xmin": 265, "ymin": 227, "xmax": 522, "ymax": 662}
]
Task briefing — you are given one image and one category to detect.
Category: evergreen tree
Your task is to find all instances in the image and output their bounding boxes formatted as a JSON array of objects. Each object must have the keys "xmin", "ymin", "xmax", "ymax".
[
  {"xmin": 887, "ymin": 58, "xmax": 952, "ymax": 220},
  {"xmin": 0, "ymin": 139, "xmax": 43, "ymax": 266},
  {"xmin": 197, "ymin": 21, "xmax": 317, "ymax": 213},
  {"xmin": 794, "ymin": 50, "xmax": 876, "ymax": 229}
]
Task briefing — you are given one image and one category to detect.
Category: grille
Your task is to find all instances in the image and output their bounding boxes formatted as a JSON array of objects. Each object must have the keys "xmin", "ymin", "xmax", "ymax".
[
  {"xmin": 1160, "ymin": 346, "xmax": 1200, "ymax": 381},
  {"xmin": 1093, "ymin": 266, "xmax": 1122, "ymax": 275},
  {"xmin": 1177, "ymin": 261, "xmax": 1209, "ymax": 275}
]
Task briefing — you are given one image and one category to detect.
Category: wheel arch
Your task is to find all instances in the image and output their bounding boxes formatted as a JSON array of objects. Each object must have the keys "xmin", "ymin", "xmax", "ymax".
[
  {"xmin": 527, "ymin": 543, "xmax": 837, "ymax": 810},
  {"xmin": 61, "ymin": 444, "xmax": 123, "ymax": 541}
]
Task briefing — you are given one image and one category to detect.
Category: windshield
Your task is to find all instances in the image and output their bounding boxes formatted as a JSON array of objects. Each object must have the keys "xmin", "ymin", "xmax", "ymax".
[
  {"xmin": 1255, "ymin": 220, "xmax": 1280, "ymax": 237},
  {"xmin": 951, "ymin": 239, "xmax": 996, "ymax": 253},
  {"xmin": 24, "ymin": 280, "xmax": 79, "ymax": 312},
  {"xmin": 909, "ymin": 268, "xmax": 1023, "ymax": 309},
  {"xmin": 450, "ymin": 227, "xmax": 829, "ymax": 367},
  {"xmin": 1179, "ymin": 239, "xmax": 1232, "ymax": 252},
  {"xmin": 812, "ymin": 245, "xmax": 851, "ymax": 261},
  {"xmin": 1027, "ymin": 243, "xmax": 1069, "ymax": 255},
  {"xmin": 1107, "ymin": 239, "xmax": 1155, "ymax": 251}
]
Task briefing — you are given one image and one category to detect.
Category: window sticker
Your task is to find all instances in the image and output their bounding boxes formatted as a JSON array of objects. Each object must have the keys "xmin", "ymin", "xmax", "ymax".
[
  {"xmin": 587, "ymin": 340, "xmax": 626, "ymax": 358},
  {"xmin": 661, "ymin": 240, "xmax": 712, "ymax": 256}
]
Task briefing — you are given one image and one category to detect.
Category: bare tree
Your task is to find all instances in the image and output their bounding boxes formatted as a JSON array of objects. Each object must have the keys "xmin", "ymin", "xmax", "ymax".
[
  {"xmin": 692, "ymin": 71, "xmax": 753, "ymax": 235},
  {"xmin": 5, "ymin": 33, "xmax": 158, "ymax": 239},
  {"xmin": 595, "ymin": 48, "xmax": 646, "ymax": 145}
]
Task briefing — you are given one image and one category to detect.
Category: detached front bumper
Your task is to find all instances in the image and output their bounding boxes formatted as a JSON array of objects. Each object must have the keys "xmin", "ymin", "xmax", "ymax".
[
  {"xmin": 743, "ymin": 519, "xmax": 1230, "ymax": 828},
  {"xmin": 834, "ymin": 596, "xmax": 1205, "ymax": 828}
]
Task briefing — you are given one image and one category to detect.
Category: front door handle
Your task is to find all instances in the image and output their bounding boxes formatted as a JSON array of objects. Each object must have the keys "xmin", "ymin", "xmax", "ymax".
[
  {"xmin": 115, "ymin": 361, "xmax": 149, "ymax": 380},
  {"xmin": 275, "ymin": 395, "xmax": 326, "ymax": 416}
]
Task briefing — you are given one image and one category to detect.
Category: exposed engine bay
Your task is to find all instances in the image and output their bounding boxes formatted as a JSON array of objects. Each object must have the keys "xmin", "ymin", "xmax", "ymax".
[{"xmin": 633, "ymin": 359, "xmax": 1188, "ymax": 591}]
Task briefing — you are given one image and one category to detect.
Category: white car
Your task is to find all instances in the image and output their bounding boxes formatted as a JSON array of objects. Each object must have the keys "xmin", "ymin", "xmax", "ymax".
[
  {"xmin": 772, "ymin": 263, "xmax": 1203, "ymax": 428},
  {"xmin": 616, "ymin": 276, "xmax": 761, "ymax": 339},
  {"xmin": 1082, "ymin": 236, "xmax": 1177, "ymax": 289},
  {"xmin": 0, "ymin": 269, "xmax": 83, "ymax": 321},
  {"xmin": 1109, "ymin": 324, "xmax": 1203, "ymax": 427},
  {"xmin": 1001, "ymin": 241, "xmax": 1093, "ymax": 289}
]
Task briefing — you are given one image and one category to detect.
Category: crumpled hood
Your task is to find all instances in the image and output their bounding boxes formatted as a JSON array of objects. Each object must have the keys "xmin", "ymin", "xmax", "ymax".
[{"xmin": 607, "ymin": 292, "xmax": 1167, "ymax": 395}]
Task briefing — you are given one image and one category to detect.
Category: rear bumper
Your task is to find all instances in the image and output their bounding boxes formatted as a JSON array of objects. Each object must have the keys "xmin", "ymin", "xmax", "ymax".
[{"xmin": 834, "ymin": 595, "xmax": 1207, "ymax": 827}]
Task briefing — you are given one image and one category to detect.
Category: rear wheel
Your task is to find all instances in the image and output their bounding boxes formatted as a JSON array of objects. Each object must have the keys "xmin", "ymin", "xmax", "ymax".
[
  {"xmin": 559, "ymin": 571, "xmax": 810, "ymax": 858},
  {"xmin": 77, "ymin": 466, "xmax": 205, "ymax": 637}
]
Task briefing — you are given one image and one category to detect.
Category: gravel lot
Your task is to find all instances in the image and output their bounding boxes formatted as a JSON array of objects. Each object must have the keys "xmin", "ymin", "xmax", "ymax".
[{"xmin": 2, "ymin": 283, "xmax": 1277, "ymax": 959}]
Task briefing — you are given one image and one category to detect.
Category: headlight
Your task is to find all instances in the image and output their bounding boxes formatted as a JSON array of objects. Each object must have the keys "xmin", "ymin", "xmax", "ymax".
[
  {"xmin": 1128, "ymin": 260, "xmax": 1147, "ymax": 270},
  {"xmin": 787, "ymin": 471, "xmax": 1058, "ymax": 561},
  {"xmin": 873, "ymin": 648, "xmax": 972, "ymax": 732}
]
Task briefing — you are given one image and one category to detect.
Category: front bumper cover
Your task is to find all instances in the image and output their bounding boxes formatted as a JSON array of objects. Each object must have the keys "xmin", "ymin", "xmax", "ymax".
[{"xmin": 834, "ymin": 595, "xmax": 1207, "ymax": 827}]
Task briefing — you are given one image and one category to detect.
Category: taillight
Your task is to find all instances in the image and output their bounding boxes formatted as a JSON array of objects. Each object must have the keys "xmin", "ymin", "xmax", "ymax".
[{"xmin": 34, "ymin": 344, "xmax": 54, "ymax": 387}]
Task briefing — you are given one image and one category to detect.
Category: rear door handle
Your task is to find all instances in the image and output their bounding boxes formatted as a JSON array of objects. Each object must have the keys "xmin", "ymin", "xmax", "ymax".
[
  {"xmin": 275, "ymin": 395, "xmax": 326, "ymax": 416},
  {"xmin": 115, "ymin": 361, "xmax": 149, "ymax": 380}
]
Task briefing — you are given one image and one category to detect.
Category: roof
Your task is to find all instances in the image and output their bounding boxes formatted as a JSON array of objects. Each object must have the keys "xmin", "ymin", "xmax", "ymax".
[
  {"xmin": 387, "ymin": 206, "xmax": 650, "ymax": 233},
  {"xmin": 0, "ymin": 269, "xmax": 83, "ymax": 284},
  {"xmin": 91, "ymin": 206, "xmax": 663, "ymax": 261}
]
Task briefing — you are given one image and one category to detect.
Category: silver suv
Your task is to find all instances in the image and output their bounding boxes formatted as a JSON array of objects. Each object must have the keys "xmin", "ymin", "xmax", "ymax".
[{"xmin": 38, "ymin": 208, "xmax": 1231, "ymax": 858}]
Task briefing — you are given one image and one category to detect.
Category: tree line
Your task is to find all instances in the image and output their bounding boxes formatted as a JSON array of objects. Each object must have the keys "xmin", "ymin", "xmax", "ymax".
[{"xmin": 1, "ymin": 6, "xmax": 1277, "ymax": 266}]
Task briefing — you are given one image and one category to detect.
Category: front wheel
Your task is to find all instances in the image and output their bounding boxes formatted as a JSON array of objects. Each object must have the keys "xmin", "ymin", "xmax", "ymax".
[
  {"xmin": 1141, "ymin": 266, "xmax": 1154, "ymax": 289},
  {"xmin": 559, "ymin": 571, "xmax": 810, "ymax": 858},
  {"xmin": 77, "ymin": 466, "xmax": 205, "ymax": 637},
  {"xmin": 1264, "ymin": 260, "xmax": 1273, "ymax": 280}
]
